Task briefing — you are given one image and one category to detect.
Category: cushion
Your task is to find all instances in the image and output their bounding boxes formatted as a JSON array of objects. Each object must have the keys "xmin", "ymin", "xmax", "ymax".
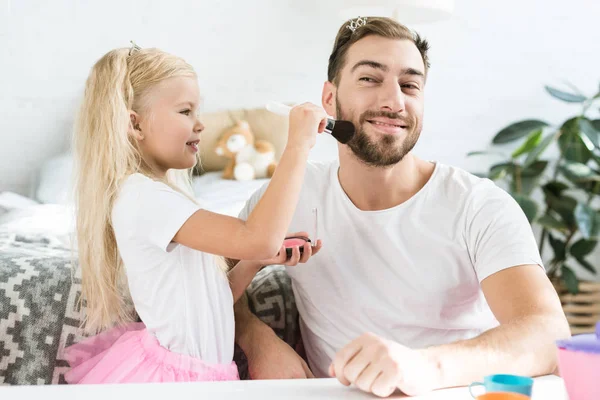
[
  {"xmin": 0, "ymin": 232, "xmax": 84, "ymax": 385},
  {"xmin": 32, "ymin": 153, "xmax": 74, "ymax": 204},
  {"xmin": 196, "ymin": 106, "xmax": 290, "ymax": 174}
]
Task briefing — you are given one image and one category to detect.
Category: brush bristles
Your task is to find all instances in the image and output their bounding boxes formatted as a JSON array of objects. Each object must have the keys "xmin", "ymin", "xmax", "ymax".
[{"xmin": 331, "ymin": 120, "xmax": 355, "ymax": 144}]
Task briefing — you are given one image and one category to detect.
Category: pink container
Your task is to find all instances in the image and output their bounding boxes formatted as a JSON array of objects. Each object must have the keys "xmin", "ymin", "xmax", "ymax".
[{"xmin": 556, "ymin": 322, "xmax": 600, "ymax": 400}]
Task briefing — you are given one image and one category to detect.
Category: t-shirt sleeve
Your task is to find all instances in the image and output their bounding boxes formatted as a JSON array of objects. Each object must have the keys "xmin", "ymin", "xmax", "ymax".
[
  {"xmin": 238, "ymin": 182, "xmax": 269, "ymax": 221},
  {"xmin": 114, "ymin": 179, "xmax": 202, "ymax": 252},
  {"xmin": 465, "ymin": 183, "xmax": 544, "ymax": 282}
]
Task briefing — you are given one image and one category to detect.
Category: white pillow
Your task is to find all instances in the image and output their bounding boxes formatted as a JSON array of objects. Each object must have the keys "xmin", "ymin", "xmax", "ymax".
[
  {"xmin": 192, "ymin": 172, "xmax": 269, "ymax": 216},
  {"xmin": 0, "ymin": 191, "xmax": 39, "ymax": 211},
  {"xmin": 34, "ymin": 152, "xmax": 74, "ymax": 204},
  {"xmin": 0, "ymin": 203, "xmax": 75, "ymax": 247}
]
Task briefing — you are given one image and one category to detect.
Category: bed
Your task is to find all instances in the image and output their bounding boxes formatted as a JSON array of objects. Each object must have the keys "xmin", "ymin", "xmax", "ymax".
[{"xmin": 0, "ymin": 106, "xmax": 300, "ymax": 385}]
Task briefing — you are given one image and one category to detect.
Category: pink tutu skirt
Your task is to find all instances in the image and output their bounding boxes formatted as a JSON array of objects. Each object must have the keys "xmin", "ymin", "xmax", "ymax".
[{"xmin": 64, "ymin": 322, "xmax": 239, "ymax": 384}]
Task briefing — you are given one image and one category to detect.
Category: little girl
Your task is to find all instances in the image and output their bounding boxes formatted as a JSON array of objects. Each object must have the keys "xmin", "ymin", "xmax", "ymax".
[{"xmin": 64, "ymin": 43, "xmax": 325, "ymax": 384}]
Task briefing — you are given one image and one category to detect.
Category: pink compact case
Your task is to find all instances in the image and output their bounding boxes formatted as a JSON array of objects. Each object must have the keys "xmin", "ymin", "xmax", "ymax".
[{"xmin": 283, "ymin": 236, "xmax": 311, "ymax": 258}]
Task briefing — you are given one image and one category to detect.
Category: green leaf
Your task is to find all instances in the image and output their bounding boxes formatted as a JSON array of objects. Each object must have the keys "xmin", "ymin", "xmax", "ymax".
[
  {"xmin": 511, "ymin": 176, "xmax": 541, "ymax": 196},
  {"xmin": 510, "ymin": 162, "xmax": 547, "ymax": 196},
  {"xmin": 560, "ymin": 162, "xmax": 600, "ymax": 183},
  {"xmin": 558, "ymin": 118, "xmax": 592, "ymax": 163},
  {"xmin": 589, "ymin": 152, "xmax": 600, "ymax": 171},
  {"xmin": 488, "ymin": 162, "xmax": 513, "ymax": 180},
  {"xmin": 592, "ymin": 119, "xmax": 600, "ymax": 132},
  {"xmin": 467, "ymin": 151, "xmax": 505, "ymax": 157},
  {"xmin": 537, "ymin": 214, "xmax": 569, "ymax": 233},
  {"xmin": 548, "ymin": 233, "xmax": 567, "ymax": 261},
  {"xmin": 541, "ymin": 183, "xmax": 566, "ymax": 218},
  {"xmin": 544, "ymin": 188, "xmax": 577, "ymax": 229},
  {"xmin": 574, "ymin": 203, "xmax": 600, "ymax": 239},
  {"xmin": 545, "ymin": 86, "xmax": 587, "ymax": 103},
  {"xmin": 542, "ymin": 181, "xmax": 570, "ymax": 197},
  {"xmin": 512, "ymin": 129, "xmax": 543, "ymax": 158},
  {"xmin": 521, "ymin": 160, "xmax": 548, "ymax": 177},
  {"xmin": 511, "ymin": 194, "xmax": 538, "ymax": 222},
  {"xmin": 575, "ymin": 257, "xmax": 597, "ymax": 274},
  {"xmin": 562, "ymin": 80, "xmax": 585, "ymax": 96},
  {"xmin": 473, "ymin": 172, "xmax": 487, "ymax": 178},
  {"xmin": 523, "ymin": 132, "xmax": 557, "ymax": 168},
  {"xmin": 570, "ymin": 239, "xmax": 598, "ymax": 258},
  {"xmin": 580, "ymin": 181, "xmax": 600, "ymax": 196},
  {"xmin": 579, "ymin": 118, "xmax": 600, "ymax": 149},
  {"xmin": 492, "ymin": 120, "xmax": 550, "ymax": 144},
  {"xmin": 561, "ymin": 265, "xmax": 580, "ymax": 294},
  {"xmin": 557, "ymin": 163, "xmax": 600, "ymax": 198}
]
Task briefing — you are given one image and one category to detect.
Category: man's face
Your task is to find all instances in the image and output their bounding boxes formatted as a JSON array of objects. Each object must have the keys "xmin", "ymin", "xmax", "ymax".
[{"xmin": 326, "ymin": 36, "xmax": 426, "ymax": 167}]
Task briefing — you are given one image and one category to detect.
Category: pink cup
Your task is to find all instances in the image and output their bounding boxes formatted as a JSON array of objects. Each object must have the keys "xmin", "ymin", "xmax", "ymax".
[{"xmin": 555, "ymin": 322, "xmax": 600, "ymax": 400}]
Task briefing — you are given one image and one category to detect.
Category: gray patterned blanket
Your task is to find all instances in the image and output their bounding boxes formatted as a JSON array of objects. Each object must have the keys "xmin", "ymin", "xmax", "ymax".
[
  {"xmin": 0, "ymin": 232, "xmax": 85, "ymax": 384},
  {"xmin": 0, "ymin": 230, "xmax": 299, "ymax": 385}
]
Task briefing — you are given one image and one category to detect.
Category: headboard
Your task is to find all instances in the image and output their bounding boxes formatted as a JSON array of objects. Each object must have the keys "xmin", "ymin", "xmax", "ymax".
[{"xmin": 196, "ymin": 105, "xmax": 290, "ymax": 174}]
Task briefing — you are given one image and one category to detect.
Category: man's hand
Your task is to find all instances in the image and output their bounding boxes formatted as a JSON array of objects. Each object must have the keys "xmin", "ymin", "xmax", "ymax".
[
  {"xmin": 244, "ymin": 325, "xmax": 315, "ymax": 380},
  {"xmin": 329, "ymin": 333, "xmax": 440, "ymax": 398}
]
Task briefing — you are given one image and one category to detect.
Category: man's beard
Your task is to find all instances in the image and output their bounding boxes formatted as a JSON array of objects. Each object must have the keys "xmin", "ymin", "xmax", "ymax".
[{"xmin": 336, "ymin": 95, "xmax": 421, "ymax": 168}]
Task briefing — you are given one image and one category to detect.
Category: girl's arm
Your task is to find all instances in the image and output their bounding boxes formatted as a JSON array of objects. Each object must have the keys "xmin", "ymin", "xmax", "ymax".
[
  {"xmin": 228, "ymin": 237, "xmax": 323, "ymax": 302},
  {"xmin": 173, "ymin": 103, "xmax": 327, "ymax": 261}
]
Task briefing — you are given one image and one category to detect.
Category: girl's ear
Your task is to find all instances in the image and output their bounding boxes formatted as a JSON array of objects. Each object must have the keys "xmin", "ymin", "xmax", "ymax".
[{"xmin": 128, "ymin": 111, "xmax": 144, "ymax": 140}]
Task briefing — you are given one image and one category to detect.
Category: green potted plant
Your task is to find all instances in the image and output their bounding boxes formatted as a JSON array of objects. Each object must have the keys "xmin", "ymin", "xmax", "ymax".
[
  {"xmin": 468, "ymin": 83, "xmax": 600, "ymax": 332},
  {"xmin": 469, "ymin": 84, "xmax": 600, "ymax": 280}
]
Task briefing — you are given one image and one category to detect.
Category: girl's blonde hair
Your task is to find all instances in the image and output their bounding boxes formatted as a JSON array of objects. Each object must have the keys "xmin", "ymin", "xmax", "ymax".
[{"xmin": 74, "ymin": 47, "xmax": 197, "ymax": 333}]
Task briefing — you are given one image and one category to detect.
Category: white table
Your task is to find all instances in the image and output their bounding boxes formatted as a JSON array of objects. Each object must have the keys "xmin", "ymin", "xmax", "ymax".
[{"xmin": 0, "ymin": 376, "xmax": 567, "ymax": 400}]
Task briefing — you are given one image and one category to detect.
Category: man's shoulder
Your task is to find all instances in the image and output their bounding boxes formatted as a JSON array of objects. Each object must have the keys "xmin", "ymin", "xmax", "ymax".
[
  {"xmin": 253, "ymin": 160, "xmax": 336, "ymax": 195},
  {"xmin": 433, "ymin": 163, "xmax": 516, "ymax": 215},
  {"xmin": 432, "ymin": 162, "xmax": 508, "ymax": 203},
  {"xmin": 305, "ymin": 159, "xmax": 337, "ymax": 184},
  {"xmin": 240, "ymin": 160, "xmax": 337, "ymax": 217}
]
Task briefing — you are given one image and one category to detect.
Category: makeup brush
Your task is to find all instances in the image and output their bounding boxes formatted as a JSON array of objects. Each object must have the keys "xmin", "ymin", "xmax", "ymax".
[{"xmin": 266, "ymin": 101, "xmax": 355, "ymax": 144}]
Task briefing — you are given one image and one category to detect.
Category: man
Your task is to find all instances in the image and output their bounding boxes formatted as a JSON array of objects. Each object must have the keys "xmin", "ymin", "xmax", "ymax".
[{"xmin": 233, "ymin": 16, "xmax": 570, "ymax": 398}]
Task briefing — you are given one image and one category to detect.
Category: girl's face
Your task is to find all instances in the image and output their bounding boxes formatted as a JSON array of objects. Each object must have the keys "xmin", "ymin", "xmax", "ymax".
[{"xmin": 133, "ymin": 76, "xmax": 204, "ymax": 176}]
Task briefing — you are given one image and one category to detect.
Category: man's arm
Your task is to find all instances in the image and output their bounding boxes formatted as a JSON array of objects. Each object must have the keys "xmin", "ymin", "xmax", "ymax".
[
  {"xmin": 233, "ymin": 285, "xmax": 315, "ymax": 379},
  {"xmin": 227, "ymin": 246, "xmax": 319, "ymax": 380},
  {"xmin": 329, "ymin": 264, "xmax": 570, "ymax": 397},
  {"xmin": 419, "ymin": 185, "xmax": 569, "ymax": 388},
  {"xmin": 228, "ymin": 241, "xmax": 319, "ymax": 302},
  {"xmin": 423, "ymin": 263, "xmax": 569, "ymax": 387}
]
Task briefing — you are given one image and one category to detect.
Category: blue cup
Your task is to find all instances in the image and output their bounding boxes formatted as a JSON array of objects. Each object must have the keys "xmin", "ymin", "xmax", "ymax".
[{"xmin": 469, "ymin": 374, "xmax": 534, "ymax": 398}]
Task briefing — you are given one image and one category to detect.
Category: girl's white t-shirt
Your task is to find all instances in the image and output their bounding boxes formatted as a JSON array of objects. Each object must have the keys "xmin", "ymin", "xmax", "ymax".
[{"xmin": 111, "ymin": 173, "xmax": 234, "ymax": 364}]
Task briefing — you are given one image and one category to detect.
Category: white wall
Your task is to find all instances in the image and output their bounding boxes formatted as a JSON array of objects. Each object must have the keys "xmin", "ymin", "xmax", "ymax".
[
  {"xmin": 2, "ymin": 0, "xmax": 600, "ymax": 195},
  {"xmin": 1, "ymin": 0, "xmax": 600, "ymax": 279}
]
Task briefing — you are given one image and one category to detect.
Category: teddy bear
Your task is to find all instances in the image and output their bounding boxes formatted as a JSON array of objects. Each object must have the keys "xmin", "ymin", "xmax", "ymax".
[{"xmin": 214, "ymin": 120, "xmax": 277, "ymax": 181}]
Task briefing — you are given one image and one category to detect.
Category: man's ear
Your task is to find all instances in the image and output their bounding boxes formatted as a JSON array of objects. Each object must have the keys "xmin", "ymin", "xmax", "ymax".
[
  {"xmin": 128, "ymin": 111, "xmax": 144, "ymax": 140},
  {"xmin": 322, "ymin": 81, "xmax": 337, "ymax": 118}
]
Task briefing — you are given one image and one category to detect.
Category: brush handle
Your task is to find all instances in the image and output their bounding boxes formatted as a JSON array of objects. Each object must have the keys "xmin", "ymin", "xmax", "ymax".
[
  {"xmin": 266, "ymin": 101, "xmax": 335, "ymax": 134},
  {"xmin": 265, "ymin": 101, "xmax": 292, "ymax": 116}
]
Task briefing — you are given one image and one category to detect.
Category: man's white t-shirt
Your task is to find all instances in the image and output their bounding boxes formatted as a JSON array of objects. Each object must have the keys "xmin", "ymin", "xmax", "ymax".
[
  {"xmin": 239, "ymin": 161, "xmax": 543, "ymax": 378},
  {"xmin": 112, "ymin": 173, "xmax": 234, "ymax": 364}
]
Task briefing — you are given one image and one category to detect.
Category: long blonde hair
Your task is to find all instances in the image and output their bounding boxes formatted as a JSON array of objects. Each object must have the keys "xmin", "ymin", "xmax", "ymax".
[{"xmin": 74, "ymin": 47, "xmax": 197, "ymax": 333}]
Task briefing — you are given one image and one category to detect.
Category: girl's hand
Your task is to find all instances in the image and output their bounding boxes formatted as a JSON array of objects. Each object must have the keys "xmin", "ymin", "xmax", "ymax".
[
  {"xmin": 287, "ymin": 103, "xmax": 328, "ymax": 151},
  {"xmin": 258, "ymin": 232, "xmax": 323, "ymax": 267}
]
